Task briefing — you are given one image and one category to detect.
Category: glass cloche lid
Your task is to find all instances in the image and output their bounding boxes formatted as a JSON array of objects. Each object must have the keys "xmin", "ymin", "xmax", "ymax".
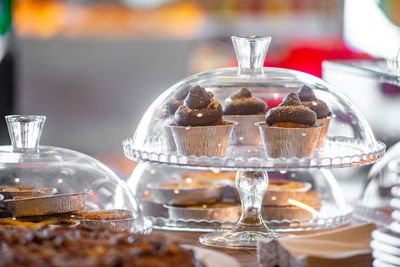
[
  {"xmin": 123, "ymin": 36, "xmax": 385, "ymax": 170},
  {"xmin": 128, "ymin": 163, "xmax": 351, "ymax": 233},
  {"xmin": 0, "ymin": 115, "xmax": 150, "ymax": 233}
]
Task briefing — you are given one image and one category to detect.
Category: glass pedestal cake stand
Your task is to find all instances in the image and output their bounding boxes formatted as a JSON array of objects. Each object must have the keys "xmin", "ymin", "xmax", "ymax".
[{"xmin": 122, "ymin": 35, "xmax": 386, "ymax": 249}]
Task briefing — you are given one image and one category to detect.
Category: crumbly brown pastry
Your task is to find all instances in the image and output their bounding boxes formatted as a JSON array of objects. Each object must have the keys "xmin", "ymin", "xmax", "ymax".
[
  {"xmin": 64, "ymin": 209, "xmax": 133, "ymax": 221},
  {"xmin": 265, "ymin": 92, "xmax": 317, "ymax": 127},
  {"xmin": 223, "ymin": 88, "xmax": 267, "ymax": 115},
  {"xmin": 297, "ymin": 85, "xmax": 330, "ymax": 119},
  {"xmin": 0, "ymin": 186, "xmax": 54, "ymax": 193},
  {"xmin": 175, "ymin": 85, "xmax": 223, "ymax": 126},
  {"xmin": 181, "ymin": 171, "xmax": 236, "ymax": 182},
  {"xmin": 154, "ymin": 181, "xmax": 223, "ymax": 189},
  {"xmin": 268, "ymin": 180, "xmax": 309, "ymax": 190},
  {"xmin": 0, "ymin": 225, "xmax": 203, "ymax": 267},
  {"xmin": 0, "ymin": 217, "xmax": 78, "ymax": 228}
]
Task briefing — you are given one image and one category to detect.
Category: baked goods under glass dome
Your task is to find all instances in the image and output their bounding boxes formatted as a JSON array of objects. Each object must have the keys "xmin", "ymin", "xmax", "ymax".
[
  {"xmin": 123, "ymin": 36, "xmax": 385, "ymax": 249},
  {"xmin": 128, "ymin": 164, "xmax": 351, "ymax": 232},
  {"xmin": 0, "ymin": 115, "xmax": 150, "ymax": 233}
]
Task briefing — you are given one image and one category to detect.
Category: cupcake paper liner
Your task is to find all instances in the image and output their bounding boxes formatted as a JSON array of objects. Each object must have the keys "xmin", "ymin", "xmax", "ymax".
[
  {"xmin": 256, "ymin": 122, "xmax": 323, "ymax": 158},
  {"xmin": 163, "ymin": 118, "xmax": 177, "ymax": 151},
  {"xmin": 168, "ymin": 122, "xmax": 236, "ymax": 157},
  {"xmin": 316, "ymin": 117, "xmax": 331, "ymax": 148},
  {"xmin": 223, "ymin": 114, "xmax": 264, "ymax": 145}
]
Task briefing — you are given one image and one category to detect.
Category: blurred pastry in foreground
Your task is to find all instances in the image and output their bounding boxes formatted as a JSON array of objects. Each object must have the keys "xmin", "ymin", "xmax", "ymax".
[{"xmin": 0, "ymin": 225, "xmax": 203, "ymax": 267}]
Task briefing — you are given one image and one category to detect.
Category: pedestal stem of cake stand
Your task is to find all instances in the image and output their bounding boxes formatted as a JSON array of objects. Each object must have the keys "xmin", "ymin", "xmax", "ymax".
[
  {"xmin": 233, "ymin": 171, "xmax": 270, "ymax": 233},
  {"xmin": 199, "ymin": 170, "xmax": 277, "ymax": 249}
]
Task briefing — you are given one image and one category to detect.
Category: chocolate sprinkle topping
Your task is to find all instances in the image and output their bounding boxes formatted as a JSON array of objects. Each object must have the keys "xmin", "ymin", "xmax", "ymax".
[
  {"xmin": 279, "ymin": 92, "xmax": 302, "ymax": 106},
  {"xmin": 265, "ymin": 92, "xmax": 317, "ymax": 126},
  {"xmin": 175, "ymin": 86, "xmax": 223, "ymax": 126},
  {"xmin": 302, "ymin": 100, "xmax": 331, "ymax": 119},
  {"xmin": 165, "ymin": 86, "xmax": 190, "ymax": 116},
  {"xmin": 223, "ymin": 88, "xmax": 267, "ymax": 115},
  {"xmin": 297, "ymin": 85, "xmax": 330, "ymax": 119},
  {"xmin": 165, "ymin": 98, "xmax": 183, "ymax": 116},
  {"xmin": 297, "ymin": 85, "xmax": 316, "ymax": 101},
  {"xmin": 174, "ymin": 86, "xmax": 190, "ymax": 101},
  {"xmin": 184, "ymin": 86, "xmax": 211, "ymax": 109},
  {"xmin": 230, "ymin": 88, "xmax": 252, "ymax": 100}
]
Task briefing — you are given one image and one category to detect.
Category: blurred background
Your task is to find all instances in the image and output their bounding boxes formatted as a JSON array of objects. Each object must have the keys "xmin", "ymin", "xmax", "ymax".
[{"xmin": 0, "ymin": 0, "xmax": 399, "ymax": 197}]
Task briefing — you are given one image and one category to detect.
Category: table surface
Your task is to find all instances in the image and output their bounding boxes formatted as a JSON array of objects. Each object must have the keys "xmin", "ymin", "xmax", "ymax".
[
  {"xmin": 154, "ymin": 225, "xmax": 350, "ymax": 267},
  {"xmin": 154, "ymin": 230, "xmax": 258, "ymax": 267}
]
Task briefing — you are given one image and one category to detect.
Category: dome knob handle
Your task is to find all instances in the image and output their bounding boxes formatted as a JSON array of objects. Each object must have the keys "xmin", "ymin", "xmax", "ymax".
[
  {"xmin": 5, "ymin": 115, "xmax": 46, "ymax": 151},
  {"xmin": 232, "ymin": 35, "xmax": 271, "ymax": 74}
]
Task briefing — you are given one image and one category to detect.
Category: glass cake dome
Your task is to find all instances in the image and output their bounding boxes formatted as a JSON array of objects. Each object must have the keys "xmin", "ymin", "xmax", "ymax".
[
  {"xmin": 0, "ymin": 115, "xmax": 150, "ymax": 233},
  {"xmin": 128, "ymin": 163, "xmax": 351, "ymax": 233},
  {"xmin": 123, "ymin": 36, "xmax": 384, "ymax": 170},
  {"xmin": 122, "ymin": 36, "xmax": 385, "ymax": 249}
]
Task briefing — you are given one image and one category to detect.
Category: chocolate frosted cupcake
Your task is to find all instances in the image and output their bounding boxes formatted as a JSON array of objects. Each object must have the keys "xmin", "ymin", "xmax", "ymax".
[
  {"xmin": 223, "ymin": 88, "xmax": 267, "ymax": 145},
  {"xmin": 168, "ymin": 86, "xmax": 235, "ymax": 157},
  {"xmin": 223, "ymin": 88, "xmax": 267, "ymax": 115},
  {"xmin": 175, "ymin": 85, "xmax": 223, "ymax": 126},
  {"xmin": 160, "ymin": 87, "xmax": 191, "ymax": 152},
  {"xmin": 297, "ymin": 85, "xmax": 332, "ymax": 148},
  {"xmin": 256, "ymin": 93, "xmax": 323, "ymax": 158}
]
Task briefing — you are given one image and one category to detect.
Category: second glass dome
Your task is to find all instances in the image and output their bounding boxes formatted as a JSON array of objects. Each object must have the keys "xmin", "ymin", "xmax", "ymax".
[{"xmin": 0, "ymin": 115, "xmax": 150, "ymax": 233}]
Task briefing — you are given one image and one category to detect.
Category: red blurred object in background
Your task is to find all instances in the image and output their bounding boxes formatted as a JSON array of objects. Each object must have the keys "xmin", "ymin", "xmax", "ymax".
[{"xmin": 265, "ymin": 37, "xmax": 374, "ymax": 78}]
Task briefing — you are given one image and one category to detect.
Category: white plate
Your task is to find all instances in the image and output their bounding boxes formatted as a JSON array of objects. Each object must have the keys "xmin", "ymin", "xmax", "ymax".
[
  {"xmin": 392, "ymin": 210, "xmax": 400, "ymax": 222},
  {"xmin": 373, "ymin": 251, "xmax": 400, "ymax": 266},
  {"xmin": 373, "ymin": 259, "xmax": 400, "ymax": 267},
  {"xmin": 392, "ymin": 186, "xmax": 400, "ymax": 199},
  {"xmin": 371, "ymin": 240, "xmax": 400, "ymax": 255},
  {"xmin": 391, "ymin": 222, "xmax": 400, "ymax": 234},
  {"xmin": 183, "ymin": 244, "xmax": 241, "ymax": 267},
  {"xmin": 391, "ymin": 198, "xmax": 400, "ymax": 210},
  {"xmin": 372, "ymin": 228, "xmax": 400, "ymax": 247}
]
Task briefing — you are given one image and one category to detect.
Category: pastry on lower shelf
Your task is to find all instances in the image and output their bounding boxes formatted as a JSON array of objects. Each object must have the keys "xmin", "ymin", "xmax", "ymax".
[
  {"xmin": 139, "ymin": 193, "xmax": 169, "ymax": 218},
  {"xmin": 0, "ymin": 225, "xmax": 203, "ymax": 267},
  {"xmin": 0, "ymin": 185, "xmax": 56, "ymax": 199},
  {"xmin": 263, "ymin": 179, "xmax": 312, "ymax": 206},
  {"xmin": 3, "ymin": 192, "xmax": 86, "ymax": 217},
  {"xmin": 262, "ymin": 191, "xmax": 322, "ymax": 221},
  {"xmin": 181, "ymin": 171, "xmax": 236, "ymax": 182},
  {"xmin": 166, "ymin": 202, "xmax": 241, "ymax": 222},
  {"xmin": 0, "ymin": 216, "xmax": 79, "ymax": 228},
  {"xmin": 62, "ymin": 209, "xmax": 135, "ymax": 232},
  {"xmin": 148, "ymin": 181, "xmax": 225, "ymax": 206}
]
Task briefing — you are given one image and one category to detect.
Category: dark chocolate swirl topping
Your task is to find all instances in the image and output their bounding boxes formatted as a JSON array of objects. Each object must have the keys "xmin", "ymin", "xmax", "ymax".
[
  {"xmin": 165, "ymin": 86, "xmax": 190, "ymax": 116},
  {"xmin": 223, "ymin": 88, "xmax": 267, "ymax": 115},
  {"xmin": 297, "ymin": 85, "xmax": 316, "ymax": 101},
  {"xmin": 297, "ymin": 85, "xmax": 330, "ymax": 119},
  {"xmin": 265, "ymin": 92, "xmax": 317, "ymax": 126},
  {"xmin": 175, "ymin": 86, "xmax": 222, "ymax": 126}
]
